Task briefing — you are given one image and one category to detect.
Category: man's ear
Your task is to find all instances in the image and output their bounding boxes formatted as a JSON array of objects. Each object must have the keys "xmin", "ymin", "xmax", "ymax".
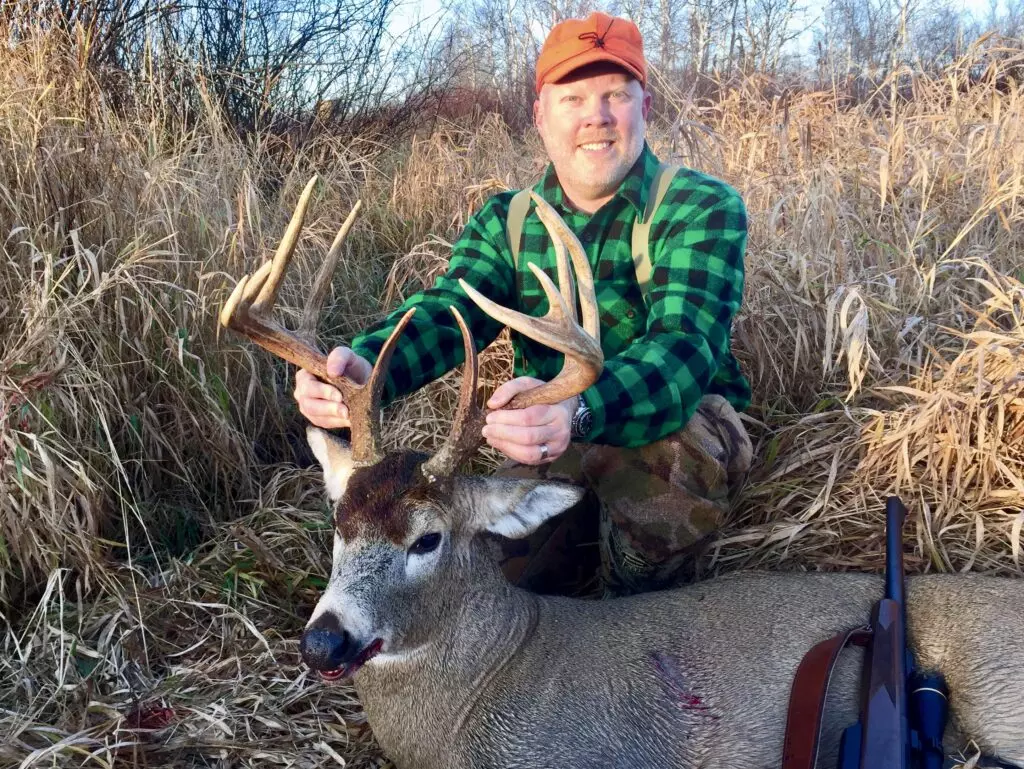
[
  {"xmin": 462, "ymin": 477, "xmax": 586, "ymax": 539},
  {"xmin": 306, "ymin": 426, "xmax": 356, "ymax": 501}
]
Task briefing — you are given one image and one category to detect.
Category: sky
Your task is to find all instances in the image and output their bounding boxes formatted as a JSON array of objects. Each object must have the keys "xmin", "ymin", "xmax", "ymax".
[
  {"xmin": 387, "ymin": 0, "xmax": 446, "ymax": 39},
  {"xmin": 387, "ymin": 0, "xmax": 1008, "ymax": 47}
]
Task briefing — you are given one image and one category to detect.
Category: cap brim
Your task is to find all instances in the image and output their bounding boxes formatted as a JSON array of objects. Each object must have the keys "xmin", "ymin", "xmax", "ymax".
[{"xmin": 540, "ymin": 51, "xmax": 645, "ymax": 92}]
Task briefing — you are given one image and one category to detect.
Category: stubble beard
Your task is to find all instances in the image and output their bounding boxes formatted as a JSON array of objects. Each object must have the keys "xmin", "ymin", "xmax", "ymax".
[{"xmin": 554, "ymin": 129, "xmax": 646, "ymax": 205}]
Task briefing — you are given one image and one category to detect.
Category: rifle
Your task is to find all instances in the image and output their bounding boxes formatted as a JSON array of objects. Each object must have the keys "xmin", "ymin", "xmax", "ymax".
[{"xmin": 782, "ymin": 496, "xmax": 950, "ymax": 769}]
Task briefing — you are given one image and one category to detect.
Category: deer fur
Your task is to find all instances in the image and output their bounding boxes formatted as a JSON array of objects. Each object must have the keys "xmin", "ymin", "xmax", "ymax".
[{"xmin": 300, "ymin": 427, "xmax": 1024, "ymax": 769}]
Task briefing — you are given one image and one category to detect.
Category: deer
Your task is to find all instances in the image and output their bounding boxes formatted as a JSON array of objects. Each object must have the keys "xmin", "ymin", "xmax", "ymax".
[{"xmin": 220, "ymin": 176, "xmax": 1024, "ymax": 769}]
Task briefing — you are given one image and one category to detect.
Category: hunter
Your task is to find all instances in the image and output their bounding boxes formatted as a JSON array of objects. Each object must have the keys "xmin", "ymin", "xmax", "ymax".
[{"xmin": 294, "ymin": 11, "xmax": 753, "ymax": 597}]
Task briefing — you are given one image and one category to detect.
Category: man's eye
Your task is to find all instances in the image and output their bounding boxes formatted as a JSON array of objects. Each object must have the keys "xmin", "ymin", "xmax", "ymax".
[{"xmin": 409, "ymin": 532, "xmax": 442, "ymax": 555}]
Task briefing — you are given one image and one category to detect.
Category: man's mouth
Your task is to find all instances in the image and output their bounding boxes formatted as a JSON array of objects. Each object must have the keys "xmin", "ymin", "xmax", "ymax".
[
  {"xmin": 319, "ymin": 638, "xmax": 384, "ymax": 681},
  {"xmin": 578, "ymin": 140, "xmax": 614, "ymax": 152}
]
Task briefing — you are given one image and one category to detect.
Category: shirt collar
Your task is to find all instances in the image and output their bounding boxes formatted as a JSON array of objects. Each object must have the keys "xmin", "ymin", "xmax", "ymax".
[{"xmin": 534, "ymin": 142, "xmax": 660, "ymax": 219}]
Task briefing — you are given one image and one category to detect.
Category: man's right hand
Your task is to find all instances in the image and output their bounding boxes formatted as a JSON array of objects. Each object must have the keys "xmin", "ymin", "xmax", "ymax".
[{"xmin": 294, "ymin": 347, "xmax": 372, "ymax": 429}]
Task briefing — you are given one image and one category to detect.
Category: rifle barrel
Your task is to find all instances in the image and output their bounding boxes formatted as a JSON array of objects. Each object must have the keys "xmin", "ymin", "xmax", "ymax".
[{"xmin": 885, "ymin": 496, "xmax": 907, "ymax": 612}]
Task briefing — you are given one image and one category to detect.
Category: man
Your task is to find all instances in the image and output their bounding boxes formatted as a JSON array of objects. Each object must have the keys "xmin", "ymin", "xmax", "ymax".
[{"xmin": 295, "ymin": 11, "xmax": 753, "ymax": 597}]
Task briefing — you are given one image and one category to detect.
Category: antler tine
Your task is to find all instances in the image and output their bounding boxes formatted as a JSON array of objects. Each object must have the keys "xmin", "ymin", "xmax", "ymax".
[
  {"xmin": 220, "ymin": 176, "xmax": 413, "ymax": 467},
  {"xmin": 459, "ymin": 193, "xmax": 602, "ymax": 409},
  {"xmin": 300, "ymin": 199, "xmax": 362, "ymax": 340},
  {"xmin": 419, "ymin": 307, "xmax": 484, "ymax": 481},
  {"xmin": 420, "ymin": 192, "xmax": 604, "ymax": 479},
  {"xmin": 343, "ymin": 307, "xmax": 417, "ymax": 466},
  {"xmin": 253, "ymin": 176, "xmax": 319, "ymax": 314},
  {"xmin": 529, "ymin": 192, "xmax": 599, "ymax": 341},
  {"xmin": 550, "ymin": 228, "xmax": 578, "ymax": 326}
]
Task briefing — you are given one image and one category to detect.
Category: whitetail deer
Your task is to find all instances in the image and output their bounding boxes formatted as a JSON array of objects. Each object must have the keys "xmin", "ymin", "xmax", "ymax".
[{"xmin": 220, "ymin": 177, "xmax": 1024, "ymax": 769}]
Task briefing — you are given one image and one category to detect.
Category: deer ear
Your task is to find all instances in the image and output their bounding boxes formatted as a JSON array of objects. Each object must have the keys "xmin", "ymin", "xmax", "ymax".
[
  {"xmin": 307, "ymin": 427, "xmax": 357, "ymax": 501},
  {"xmin": 469, "ymin": 478, "xmax": 586, "ymax": 539}
]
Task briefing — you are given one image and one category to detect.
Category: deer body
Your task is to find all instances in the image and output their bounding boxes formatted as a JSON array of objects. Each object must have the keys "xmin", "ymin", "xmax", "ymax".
[
  {"xmin": 350, "ymin": 538, "xmax": 1024, "ymax": 769},
  {"xmin": 218, "ymin": 183, "xmax": 1023, "ymax": 769}
]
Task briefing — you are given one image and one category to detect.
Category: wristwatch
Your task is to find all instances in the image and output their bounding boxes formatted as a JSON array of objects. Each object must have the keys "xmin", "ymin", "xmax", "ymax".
[{"xmin": 570, "ymin": 398, "xmax": 593, "ymax": 440}]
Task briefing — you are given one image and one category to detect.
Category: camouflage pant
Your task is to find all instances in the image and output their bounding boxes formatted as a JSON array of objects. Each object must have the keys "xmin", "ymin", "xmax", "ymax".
[{"xmin": 493, "ymin": 394, "xmax": 753, "ymax": 597}]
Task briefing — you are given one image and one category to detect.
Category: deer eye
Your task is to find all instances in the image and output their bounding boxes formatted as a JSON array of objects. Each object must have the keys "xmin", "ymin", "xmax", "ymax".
[{"xmin": 408, "ymin": 532, "xmax": 442, "ymax": 555}]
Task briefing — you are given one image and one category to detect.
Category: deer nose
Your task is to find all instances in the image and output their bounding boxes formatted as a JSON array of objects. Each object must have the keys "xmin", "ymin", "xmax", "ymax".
[{"xmin": 300, "ymin": 626, "xmax": 353, "ymax": 671}]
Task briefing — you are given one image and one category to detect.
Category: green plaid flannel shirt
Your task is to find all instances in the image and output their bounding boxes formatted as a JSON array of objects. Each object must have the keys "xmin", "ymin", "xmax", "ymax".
[{"xmin": 351, "ymin": 143, "xmax": 751, "ymax": 447}]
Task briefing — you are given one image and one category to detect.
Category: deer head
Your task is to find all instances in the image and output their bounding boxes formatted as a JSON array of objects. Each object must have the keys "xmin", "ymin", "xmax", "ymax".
[{"xmin": 219, "ymin": 178, "xmax": 603, "ymax": 679}]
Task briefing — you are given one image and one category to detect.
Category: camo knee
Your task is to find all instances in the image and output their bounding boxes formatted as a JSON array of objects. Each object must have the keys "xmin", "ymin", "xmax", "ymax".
[{"xmin": 583, "ymin": 395, "xmax": 752, "ymax": 595}]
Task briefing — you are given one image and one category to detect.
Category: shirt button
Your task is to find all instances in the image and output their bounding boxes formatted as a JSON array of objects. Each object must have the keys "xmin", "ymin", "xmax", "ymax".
[{"xmin": 626, "ymin": 309, "xmax": 636, "ymax": 318}]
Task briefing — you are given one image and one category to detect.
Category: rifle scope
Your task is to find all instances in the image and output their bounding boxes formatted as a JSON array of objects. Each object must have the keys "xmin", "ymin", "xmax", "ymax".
[{"xmin": 910, "ymin": 671, "xmax": 949, "ymax": 769}]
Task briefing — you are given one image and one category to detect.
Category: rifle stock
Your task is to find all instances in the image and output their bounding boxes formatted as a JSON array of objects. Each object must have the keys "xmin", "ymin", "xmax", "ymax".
[{"xmin": 857, "ymin": 598, "xmax": 909, "ymax": 766}]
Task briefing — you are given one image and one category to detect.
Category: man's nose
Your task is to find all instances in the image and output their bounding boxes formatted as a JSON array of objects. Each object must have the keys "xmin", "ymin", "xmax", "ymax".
[{"xmin": 581, "ymin": 98, "xmax": 613, "ymax": 127}]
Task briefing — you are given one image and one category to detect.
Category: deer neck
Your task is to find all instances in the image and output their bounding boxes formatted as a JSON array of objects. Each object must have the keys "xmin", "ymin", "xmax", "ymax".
[{"xmin": 352, "ymin": 542, "xmax": 541, "ymax": 764}]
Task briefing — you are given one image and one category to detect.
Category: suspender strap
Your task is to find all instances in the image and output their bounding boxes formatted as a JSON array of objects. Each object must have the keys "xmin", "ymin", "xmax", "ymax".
[
  {"xmin": 781, "ymin": 625, "xmax": 872, "ymax": 769},
  {"xmin": 506, "ymin": 188, "xmax": 533, "ymax": 268},
  {"xmin": 506, "ymin": 164, "xmax": 680, "ymax": 303},
  {"xmin": 630, "ymin": 163, "xmax": 679, "ymax": 304}
]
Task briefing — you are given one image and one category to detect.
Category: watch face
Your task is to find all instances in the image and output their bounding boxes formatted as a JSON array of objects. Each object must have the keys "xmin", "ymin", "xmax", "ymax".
[{"xmin": 573, "ymin": 406, "xmax": 592, "ymax": 437}]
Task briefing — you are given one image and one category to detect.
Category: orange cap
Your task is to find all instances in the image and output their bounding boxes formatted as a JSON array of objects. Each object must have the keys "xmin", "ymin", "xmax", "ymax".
[{"xmin": 535, "ymin": 12, "xmax": 646, "ymax": 95}]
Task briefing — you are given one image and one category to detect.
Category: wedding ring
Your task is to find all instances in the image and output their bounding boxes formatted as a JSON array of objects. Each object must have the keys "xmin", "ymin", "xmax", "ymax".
[{"xmin": 539, "ymin": 443, "xmax": 549, "ymax": 461}]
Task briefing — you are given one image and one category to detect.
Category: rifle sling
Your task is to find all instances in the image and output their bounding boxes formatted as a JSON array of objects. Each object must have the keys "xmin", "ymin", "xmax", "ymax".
[{"xmin": 781, "ymin": 625, "xmax": 872, "ymax": 769}]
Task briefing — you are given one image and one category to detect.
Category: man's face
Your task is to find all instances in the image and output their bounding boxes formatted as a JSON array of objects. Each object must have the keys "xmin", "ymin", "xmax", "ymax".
[{"xmin": 534, "ymin": 64, "xmax": 651, "ymax": 212}]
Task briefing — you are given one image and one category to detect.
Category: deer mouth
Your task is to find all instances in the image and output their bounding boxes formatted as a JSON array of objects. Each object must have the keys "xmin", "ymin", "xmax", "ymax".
[{"xmin": 319, "ymin": 638, "xmax": 383, "ymax": 681}]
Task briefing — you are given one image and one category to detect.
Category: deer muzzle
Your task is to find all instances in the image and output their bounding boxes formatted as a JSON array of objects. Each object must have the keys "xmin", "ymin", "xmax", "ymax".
[{"xmin": 300, "ymin": 621, "xmax": 383, "ymax": 680}]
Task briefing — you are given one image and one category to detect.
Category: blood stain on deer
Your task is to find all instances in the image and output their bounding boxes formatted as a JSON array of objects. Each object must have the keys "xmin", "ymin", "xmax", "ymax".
[{"xmin": 650, "ymin": 651, "xmax": 713, "ymax": 714}]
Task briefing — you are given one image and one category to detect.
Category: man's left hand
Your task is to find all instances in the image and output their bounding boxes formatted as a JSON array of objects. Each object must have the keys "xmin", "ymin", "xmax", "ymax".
[{"xmin": 482, "ymin": 377, "xmax": 578, "ymax": 465}]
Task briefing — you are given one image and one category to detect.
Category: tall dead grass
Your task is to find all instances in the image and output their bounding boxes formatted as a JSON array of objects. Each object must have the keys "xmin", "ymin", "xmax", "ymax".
[{"xmin": 1, "ymin": 23, "xmax": 1022, "ymax": 769}]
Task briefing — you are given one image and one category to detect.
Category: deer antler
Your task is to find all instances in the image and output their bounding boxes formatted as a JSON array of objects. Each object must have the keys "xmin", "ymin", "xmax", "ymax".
[
  {"xmin": 219, "ymin": 175, "xmax": 414, "ymax": 467},
  {"xmin": 420, "ymin": 191, "xmax": 603, "ymax": 481}
]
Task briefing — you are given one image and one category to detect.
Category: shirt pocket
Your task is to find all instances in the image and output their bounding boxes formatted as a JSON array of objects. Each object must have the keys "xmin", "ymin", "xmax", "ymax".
[{"xmin": 594, "ymin": 279, "xmax": 647, "ymax": 357}]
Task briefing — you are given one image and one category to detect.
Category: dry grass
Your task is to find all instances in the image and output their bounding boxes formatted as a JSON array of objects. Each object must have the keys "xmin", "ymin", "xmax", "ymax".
[{"xmin": 1, "ymin": 23, "xmax": 1023, "ymax": 769}]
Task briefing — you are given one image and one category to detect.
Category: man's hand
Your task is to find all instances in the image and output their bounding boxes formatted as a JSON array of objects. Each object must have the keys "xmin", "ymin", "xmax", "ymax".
[
  {"xmin": 294, "ymin": 346, "xmax": 373, "ymax": 429},
  {"xmin": 482, "ymin": 377, "xmax": 579, "ymax": 465}
]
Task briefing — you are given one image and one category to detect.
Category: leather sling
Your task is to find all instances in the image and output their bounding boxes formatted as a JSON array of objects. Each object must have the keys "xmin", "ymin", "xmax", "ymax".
[{"xmin": 781, "ymin": 625, "xmax": 872, "ymax": 769}]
